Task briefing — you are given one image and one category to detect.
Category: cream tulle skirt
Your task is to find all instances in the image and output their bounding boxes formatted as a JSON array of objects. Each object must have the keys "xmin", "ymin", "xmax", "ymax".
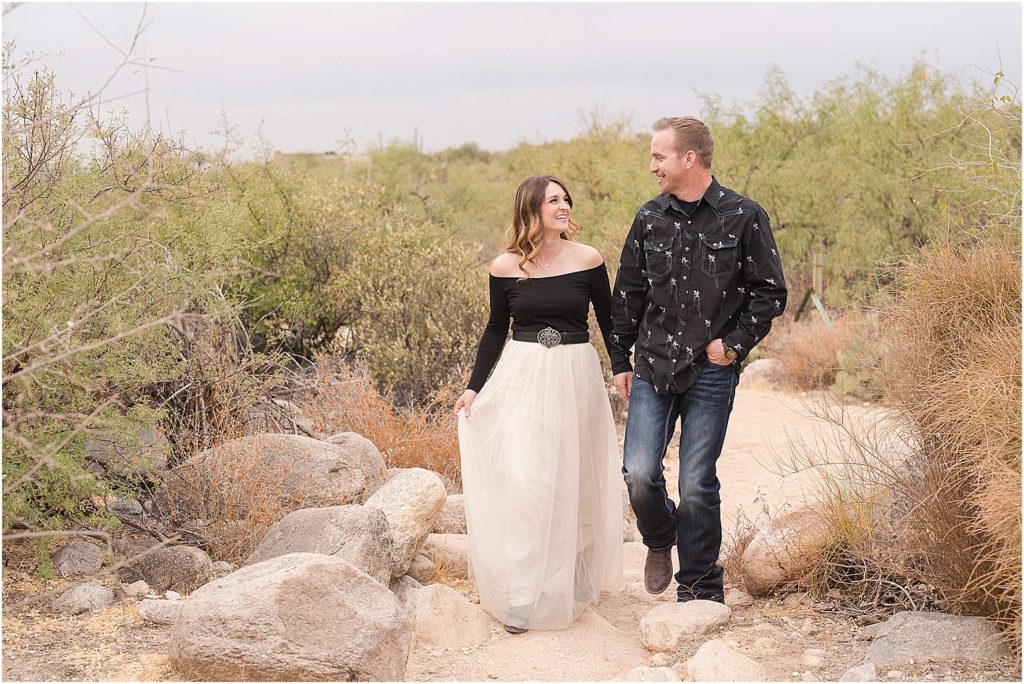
[{"xmin": 458, "ymin": 340, "xmax": 623, "ymax": 630}]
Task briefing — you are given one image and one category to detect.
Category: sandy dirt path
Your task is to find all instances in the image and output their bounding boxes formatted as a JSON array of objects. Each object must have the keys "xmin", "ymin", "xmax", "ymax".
[{"xmin": 405, "ymin": 387, "xmax": 898, "ymax": 682}]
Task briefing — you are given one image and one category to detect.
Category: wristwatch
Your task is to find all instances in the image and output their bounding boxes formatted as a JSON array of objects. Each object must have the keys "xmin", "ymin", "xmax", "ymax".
[{"xmin": 722, "ymin": 342, "xmax": 738, "ymax": 363}]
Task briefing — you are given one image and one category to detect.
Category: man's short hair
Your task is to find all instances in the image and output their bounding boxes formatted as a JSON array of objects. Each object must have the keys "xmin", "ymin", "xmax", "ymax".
[{"xmin": 653, "ymin": 116, "xmax": 714, "ymax": 170}]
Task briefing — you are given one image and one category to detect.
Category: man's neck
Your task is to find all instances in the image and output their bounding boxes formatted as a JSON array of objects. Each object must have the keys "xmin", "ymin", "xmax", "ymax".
[{"xmin": 672, "ymin": 174, "xmax": 713, "ymax": 203}]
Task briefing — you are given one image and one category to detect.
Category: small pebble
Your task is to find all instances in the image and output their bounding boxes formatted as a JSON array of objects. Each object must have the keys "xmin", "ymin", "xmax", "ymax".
[
  {"xmin": 887, "ymin": 670, "xmax": 905, "ymax": 680},
  {"xmin": 650, "ymin": 653, "xmax": 671, "ymax": 667},
  {"xmin": 165, "ymin": 590, "xmax": 182, "ymax": 600}
]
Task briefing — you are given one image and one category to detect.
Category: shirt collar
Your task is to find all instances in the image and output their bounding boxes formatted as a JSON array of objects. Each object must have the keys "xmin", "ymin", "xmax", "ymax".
[{"xmin": 654, "ymin": 176, "xmax": 723, "ymax": 214}]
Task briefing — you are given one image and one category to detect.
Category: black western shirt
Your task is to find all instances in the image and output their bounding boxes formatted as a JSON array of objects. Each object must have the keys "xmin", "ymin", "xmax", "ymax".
[{"xmin": 609, "ymin": 176, "xmax": 788, "ymax": 394}]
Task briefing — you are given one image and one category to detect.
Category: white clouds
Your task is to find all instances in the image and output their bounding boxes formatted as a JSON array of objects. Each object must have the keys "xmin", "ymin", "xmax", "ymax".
[{"xmin": 4, "ymin": 2, "xmax": 1020, "ymax": 153}]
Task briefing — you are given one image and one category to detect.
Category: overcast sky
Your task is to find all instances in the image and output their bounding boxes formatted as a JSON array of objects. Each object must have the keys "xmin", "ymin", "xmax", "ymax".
[{"xmin": 4, "ymin": 2, "xmax": 1021, "ymax": 154}]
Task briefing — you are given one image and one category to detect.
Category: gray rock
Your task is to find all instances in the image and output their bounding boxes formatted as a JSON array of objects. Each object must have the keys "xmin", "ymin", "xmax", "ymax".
[
  {"xmin": 323, "ymin": 432, "xmax": 390, "ymax": 500},
  {"xmin": 165, "ymin": 590, "xmax": 182, "ymax": 600},
  {"xmin": 839, "ymin": 662, "xmax": 877, "ymax": 681},
  {"xmin": 137, "ymin": 598, "xmax": 181, "ymax": 625},
  {"xmin": 211, "ymin": 561, "xmax": 233, "ymax": 574},
  {"xmin": 120, "ymin": 545, "xmax": 213, "ymax": 593},
  {"xmin": 640, "ymin": 600, "xmax": 732, "ymax": 652},
  {"xmin": 411, "ymin": 584, "xmax": 490, "ymax": 649},
  {"xmin": 53, "ymin": 582, "xmax": 115, "ymax": 615},
  {"xmin": 800, "ymin": 648, "xmax": 827, "ymax": 668},
  {"xmin": 618, "ymin": 667, "xmax": 679, "ymax": 681},
  {"xmin": 738, "ymin": 358, "xmax": 788, "ymax": 391},
  {"xmin": 364, "ymin": 468, "xmax": 447, "ymax": 579},
  {"xmin": 725, "ymin": 588, "xmax": 753, "ymax": 607},
  {"xmin": 389, "ymin": 575, "xmax": 422, "ymax": 617},
  {"xmin": 52, "ymin": 540, "xmax": 105, "ymax": 577},
  {"xmin": 245, "ymin": 505, "xmax": 393, "ymax": 586},
  {"xmin": 84, "ymin": 425, "xmax": 169, "ymax": 476},
  {"xmin": 740, "ymin": 504, "xmax": 829, "ymax": 595},
  {"xmin": 406, "ymin": 554, "xmax": 436, "ymax": 583},
  {"xmin": 864, "ymin": 611, "xmax": 1010, "ymax": 667},
  {"xmin": 168, "ymin": 553, "xmax": 411, "ymax": 681},
  {"xmin": 687, "ymin": 640, "xmax": 767, "ymax": 682},
  {"xmin": 108, "ymin": 496, "xmax": 144, "ymax": 518},
  {"xmin": 419, "ymin": 533, "xmax": 469, "ymax": 579},
  {"xmin": 432, "ymin": 494, "xmax": 466, "ymax": 534},
  {"xmin": 124, "ymin": 580, "xmax": 151, "ymax": 598},
  {"xmin": 271, "ymin": 399, "xmax": 321, "ymax": 439},
  {"xmin": 158, "ymin": 433, "xmax": 386, "ymax": 515}
]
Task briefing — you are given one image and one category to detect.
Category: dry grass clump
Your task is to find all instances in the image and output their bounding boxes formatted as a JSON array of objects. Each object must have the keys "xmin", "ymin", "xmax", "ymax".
[
  {"xmin": 777, "ymin": 240, "xmax": 1021, "ymax": 652},
  {"xmin": 761, "ymin": 313, "xmax": 870, "ymax": 391},
  {"xmin": 157, "ymin": 436, "xmax": 316, "ymax": 564},
  {"xmin": 292, "ymin": 358, "xmax": 464, "ymax": 491},
  {"xmin": 880, "ymin": 241, "xmax": 1021, "ymax": 641}
]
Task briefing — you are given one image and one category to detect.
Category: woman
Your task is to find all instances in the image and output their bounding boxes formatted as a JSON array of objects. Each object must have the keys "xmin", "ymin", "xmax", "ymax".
[{"xmin": 454, "ymin": 175, "xmax": 623, "ymax": 634}]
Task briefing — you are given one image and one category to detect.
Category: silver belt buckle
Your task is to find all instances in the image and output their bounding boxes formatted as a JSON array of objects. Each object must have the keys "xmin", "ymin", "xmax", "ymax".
[{"xmin": 537, "ymin": 327, "xmax": 561, "ymax": 348}]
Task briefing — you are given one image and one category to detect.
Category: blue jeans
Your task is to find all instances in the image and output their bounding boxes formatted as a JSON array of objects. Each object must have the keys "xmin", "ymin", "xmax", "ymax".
[{"xmin": 622, "ymin": 362, "xmax": 738, "ymax": 600}]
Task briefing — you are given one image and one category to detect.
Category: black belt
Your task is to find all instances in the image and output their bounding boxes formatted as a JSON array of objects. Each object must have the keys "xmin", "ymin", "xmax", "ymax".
[{"xmin": 512, "ymin": 327, "xmax": 590, "ymax": 348}]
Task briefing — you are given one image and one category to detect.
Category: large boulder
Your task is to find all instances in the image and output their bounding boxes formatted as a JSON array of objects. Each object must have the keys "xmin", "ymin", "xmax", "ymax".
[
  {"xmin": 159, "ymin": 433, "xmax": 387, "ymax": 515},
  {"xmin": 52, "ymin": 540, "xmax": 105, "ymax": 577},
  {"xmin": 364, "ymin": 468, "xmax": 447, "ymax": 579},
  {"xmin": 52, "ymin": 582, "xmax": 115, "ymax": 615},
  {"xmin": 639, "ymin": 601, "xmax": 732, "ymax": 652},
  {"xmin": 432, "ymin": 494, "xmax": 466, "ymax": 534},
  {"xmin": 120, "ymin": 545, "xmax": 213, "ymax": 593},
  {"xmin": 419, "ymin": 533, "xmax": 469, "ymax": 579},
  {"xmin": 324, "ymin": 433, "xmax": 390, "ymax": 500},
  {"xmin": 864, "ymin": 611, "xmax": 1010, "ymax": 667},
  {"xmin": 411, "ymin": 584, "xmax": 491, "ymax": 649},
  {"xmin": 686, "ymin": 640, "xmax": 767, "ymax": 682},
  {"xmin": 168, "ymin": 553, "xmax": 411, "ymax": 681},
  {"xmin": 244, "ymin": 505, "xmax": 393, "ymax": 586},
  {"xmin": 739, "ymin": 504, "xmax": 829, "ymax": 595}
]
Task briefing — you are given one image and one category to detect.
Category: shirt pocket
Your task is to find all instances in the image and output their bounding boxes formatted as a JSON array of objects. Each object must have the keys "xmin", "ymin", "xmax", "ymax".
[
  {"xmin": 699, "ymin": 236, "xmax": 740, "ymax": 278},
  {"xmin": 643, "ymin": 236, "xmax": 674, "ymax": 278}
]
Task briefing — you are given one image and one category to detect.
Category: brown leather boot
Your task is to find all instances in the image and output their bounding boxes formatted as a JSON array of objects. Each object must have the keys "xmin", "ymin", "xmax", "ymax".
[{"xmin": 644, "ymin": 547, "xmax": 673, "ymax": 594}]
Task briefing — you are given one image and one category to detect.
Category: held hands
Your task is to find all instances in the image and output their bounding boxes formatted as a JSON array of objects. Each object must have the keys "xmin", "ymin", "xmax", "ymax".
[
  {"xmin": 613, "ymin": 371, "xmax": 633, "ymax": 402},
  {"xmin": 705, "ymin": 338, "xmax": 732, "ymax": 366},
  {"xmin": 454, "ymin": 390, "xmax": 478, "ymax": 418}
]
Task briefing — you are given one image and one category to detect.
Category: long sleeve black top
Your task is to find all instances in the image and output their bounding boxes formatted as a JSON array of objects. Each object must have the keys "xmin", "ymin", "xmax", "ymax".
[
  {"xmin": 467, "ymin": 264, "xmax": 615, "ymax": 392},
  {"xmin": 609, "ymin": 176, "xmax": 788, "ymax": 395}
]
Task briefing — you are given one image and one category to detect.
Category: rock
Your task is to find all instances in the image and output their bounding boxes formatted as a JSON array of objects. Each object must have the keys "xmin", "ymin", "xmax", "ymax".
[
  {"xmin": 52, "ymin": 540, "xmax": 105, "ymax": 577},
  {"xmin": 165, "ymin": 590, "xmax": 182, "ymax": 600},
  {"xmin": 725, "ymin": 588, "xmax": 753, "ymax": 607},
  {"xmin": 649, "ymin": 653, "xmax": 672, "ymax": 668},
  {"xmin": 120, "ymin": 545, "xmax": 213, "ymax": 593},
  {"xmin": 738, "ymin": 358, "xmax": 788, "ymax": 391},
  {"xmin": 168, "ymin": 553, "xmax": 411, "ymax": 681},
  {"xmin": 84, "ymin": 425, "xmax": 169, "ymax": 477},
  {"xmin": 107, "ymin": 496, "xmax": 144, "ymax": 518},
  {"xmin": 840, "ymin": 662, "xmax": 877, "ymax": 681},
  {"xmin": 433, "ymin": 494, "xmax": 466, "ymax": 535},
  {"xmin": 389, "ymin": 575, "xmax": 422, "ymax": 613},
  {"xmin": 618, "ymin": 666, "xmax": 679, "ymax": 681},
  {"xmin": 740, "ymin": 504, "xmax": 829, "ymax": 595},
  {"xmin": 52, "ymin": 582, "xmax": 115, "ymax": 615},
  {"xmin": 244, "ymin": 505, "xmax": 393, "ymax": 586},
  {"xmin": 419, "ymin": 533, "xmax": 469, "ymax": 579},
  {"xmin": 686, "ymin": 640, "xmax": 767, "ymax": 682},
  {"xmin": 801, "ymin": 648, "xmax": 827, "ymax": 668},
  {"xmin": 639, "ymin": 601, "xmax": 732, "ymax": 652},
  {"xmin": 271, "ymin": 399, "xmax": 321, "ymax": 439},
  {"xmin": 864, "ymin": 611, "xmax": 1010, "ymax": 667},
  {"xmin": 323, "ymin": 432, "xmax": 390, "ymax": 500},
  {"xmin": 158, "ymin": 433, "xmax": 386, "ymax": 515},
  {"xmin": 364, "ymin": 468, "xmax": 447, "ymax": 579},
  {"xmin": 886, "ymin": 671, "xmax": 905, "ymax": 680},
  {"xmin": 137, "ymin": 598, "xmax": 181, "ymax": 625},
  {"xmin": 406, "ymin": 554, "xmax": 436, "ymax": 583},
  {"xmin": 124, "ymin": 580, "xmax": 151, "ymax": 597},
  {"xmin": 411, "ymin": 584, "xmax": 490, "ymax": 649},
  {"xmin": 211, "ymin": 561, "xmax": 233, "ymax": 574}
]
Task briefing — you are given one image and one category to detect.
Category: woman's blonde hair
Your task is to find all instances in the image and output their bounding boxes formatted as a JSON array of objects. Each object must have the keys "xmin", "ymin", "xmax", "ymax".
[{"xmin": 504, "ymin": 175, "xmax": 581, "ymax": 277}]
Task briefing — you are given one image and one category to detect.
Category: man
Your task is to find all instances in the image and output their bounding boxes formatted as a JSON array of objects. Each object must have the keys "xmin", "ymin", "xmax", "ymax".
[{"xmin": 609, "ymin": 116, "xmax": 787, "ymax": 603}]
